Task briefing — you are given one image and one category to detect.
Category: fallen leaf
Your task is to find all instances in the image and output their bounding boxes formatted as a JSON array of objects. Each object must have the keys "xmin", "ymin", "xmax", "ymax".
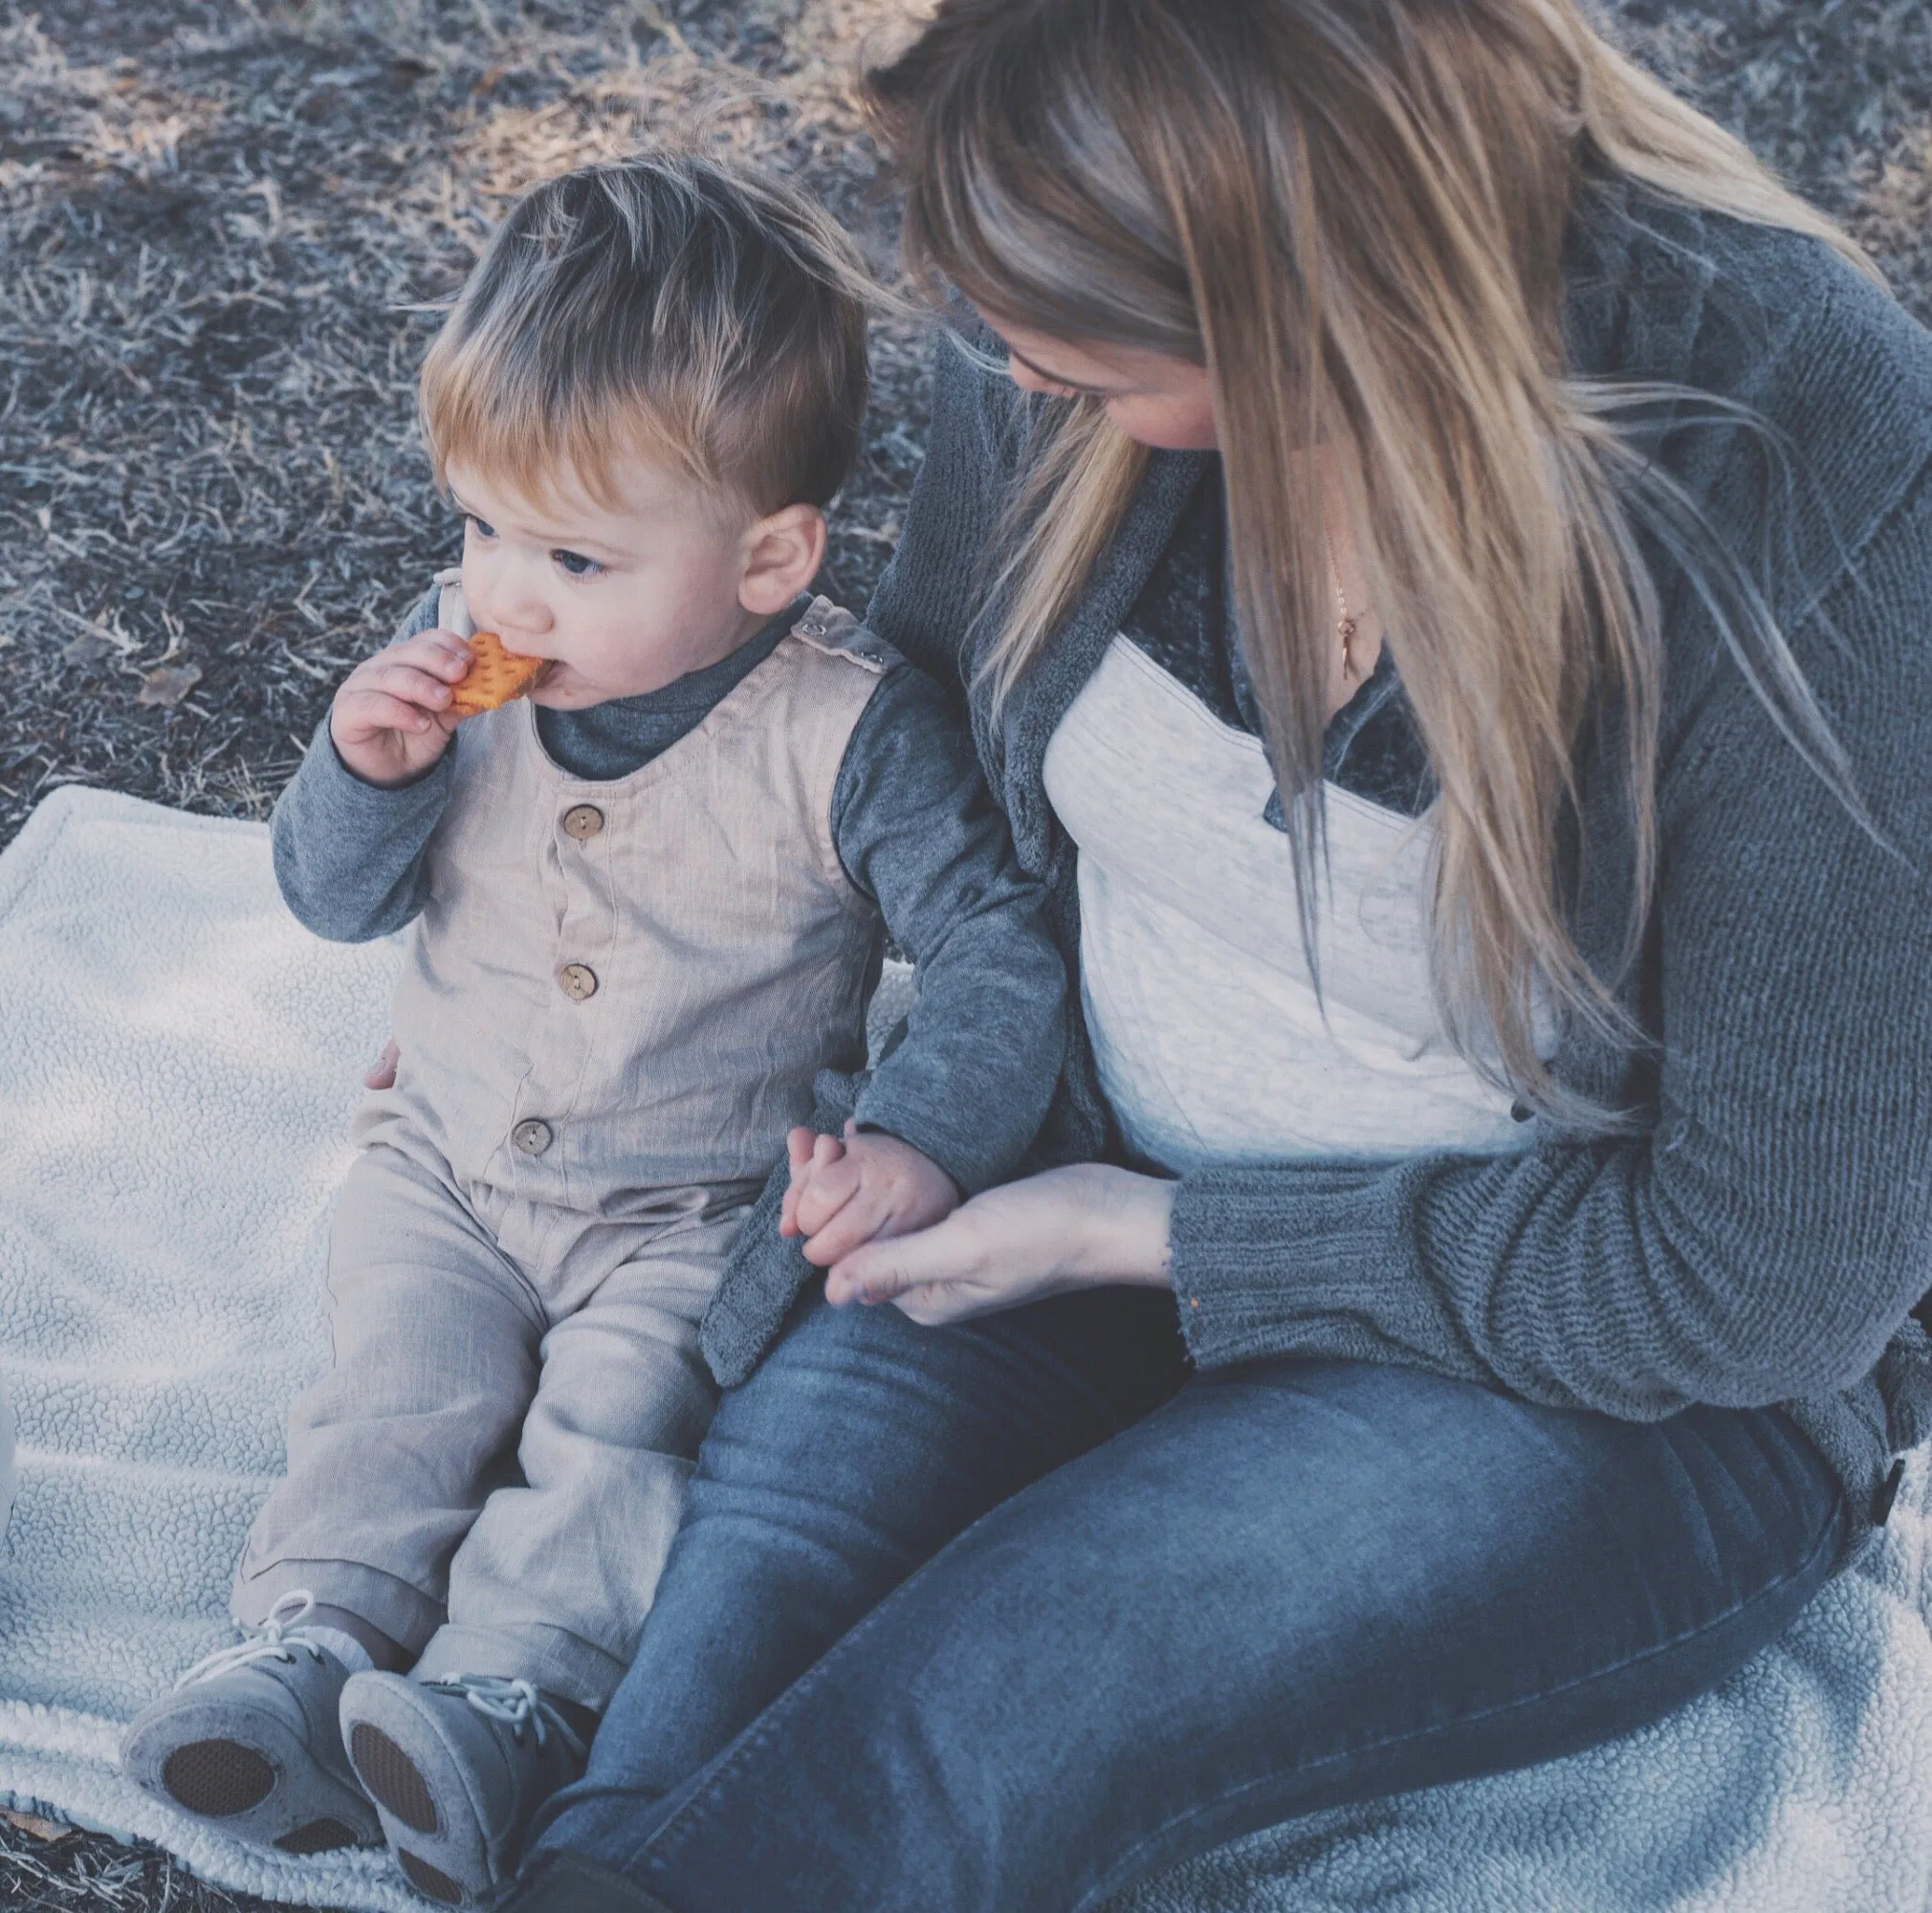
[
  {"xmin": 62, "ymin": 632, "xmax": 115, "ymax": 667},
  {"xmin": 3, "ymin": 1809, "xmax": 71, "ymax": 1842},
  {"xmin": 136, "ymin": 663, "xmax": 203, "ymax": 708}
]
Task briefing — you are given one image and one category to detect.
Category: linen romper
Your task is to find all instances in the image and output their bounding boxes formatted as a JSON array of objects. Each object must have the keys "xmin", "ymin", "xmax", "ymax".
[{"xmin": 235, "ymin": 584, "xmax": 888, "ymax": 1708}]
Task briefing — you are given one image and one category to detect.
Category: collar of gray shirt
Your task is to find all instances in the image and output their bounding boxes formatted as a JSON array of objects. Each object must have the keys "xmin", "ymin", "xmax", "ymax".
[{"xmin": 533, "ymin": 594, "xmax": 809, "ymax": 782}]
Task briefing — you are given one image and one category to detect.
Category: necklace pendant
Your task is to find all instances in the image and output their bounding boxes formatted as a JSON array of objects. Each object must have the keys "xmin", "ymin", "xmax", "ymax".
[{"xmin": 1338, "ymin": 611, "xmax": 1359, "ymax": 681}]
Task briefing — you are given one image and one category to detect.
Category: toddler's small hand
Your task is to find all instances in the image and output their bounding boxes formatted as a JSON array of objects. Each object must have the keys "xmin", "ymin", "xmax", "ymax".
[
  {"xmin": 780, "ymin": 1122, "xmax": 959, "ymax": 1272},
  {"xmin": 779, "ymin": 1126, "xmax": 842, "ymax": 1240},
  {"xmin": 329, "ymin": 629, "xmax": 475, "ymax": 788}
]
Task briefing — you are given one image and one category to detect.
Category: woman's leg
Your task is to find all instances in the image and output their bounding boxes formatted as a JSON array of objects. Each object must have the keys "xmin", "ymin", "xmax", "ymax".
[
  {"xmin": 514, "ymin": 1357, "xmax": 1844, "ymax": 1913},
  {"xmin": 530, "ymin": 1282, "xmax": 1188, "ymax": 1854}
]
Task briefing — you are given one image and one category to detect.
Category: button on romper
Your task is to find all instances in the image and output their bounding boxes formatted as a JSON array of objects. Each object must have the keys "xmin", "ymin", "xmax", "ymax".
[{"xmin": 235, "ymin": 588, "xmax": 888, "ymax": 1709}]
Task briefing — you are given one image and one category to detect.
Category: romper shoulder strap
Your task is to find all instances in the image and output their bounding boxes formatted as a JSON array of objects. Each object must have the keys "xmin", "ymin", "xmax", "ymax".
[{"xmin": 787, "ymin": 596, "xmax": 901, "ymax": 676}]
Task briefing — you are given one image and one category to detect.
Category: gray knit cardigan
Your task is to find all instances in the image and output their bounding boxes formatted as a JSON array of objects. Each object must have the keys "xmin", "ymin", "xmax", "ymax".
[{"xmin": 702, "ymin": 187, "xmax": 1932, "ymax": 1550}]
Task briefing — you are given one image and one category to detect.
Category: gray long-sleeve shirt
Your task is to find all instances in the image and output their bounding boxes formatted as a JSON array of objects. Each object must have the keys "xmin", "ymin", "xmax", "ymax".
[{"xmin": 272, "ymin": 593, "xmax": 1066, "ymax": 1197}]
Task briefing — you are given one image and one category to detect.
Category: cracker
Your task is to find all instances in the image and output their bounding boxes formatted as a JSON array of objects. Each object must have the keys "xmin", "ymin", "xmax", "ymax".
[{"xmin": 449, "ymin": 630, "xmax": 547, "ymax": 715}]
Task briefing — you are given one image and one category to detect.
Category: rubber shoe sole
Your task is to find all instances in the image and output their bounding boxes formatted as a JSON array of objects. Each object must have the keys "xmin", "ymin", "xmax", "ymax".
[
  {"xmin": 399, "ymin": 1849, "xmax": 469, "ymax": 1904},
  {"xmin": 159, "ymin": 1738, "xmax": 274, "ymax": 1817},
  {"xmin": 348, "ymin": 1722, "xmax": 439, "ymax": 1835},
  {"xmin": 343, "ymin": 1685, "xmax": 495, "ymax": 1906},
  {"xmin": 122, "ymin": 1695, "xmax": 381, "ymax": 1852}
]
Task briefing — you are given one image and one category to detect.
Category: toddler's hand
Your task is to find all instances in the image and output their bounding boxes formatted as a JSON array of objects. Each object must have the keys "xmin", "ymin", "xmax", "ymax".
[
  {"xmin": 779, "ymin": 1122, "xmax": 960, "ymax": 1271},
  {"xmin": 328, "ymin": 628, "xmax": 475, "ymax": 788}
]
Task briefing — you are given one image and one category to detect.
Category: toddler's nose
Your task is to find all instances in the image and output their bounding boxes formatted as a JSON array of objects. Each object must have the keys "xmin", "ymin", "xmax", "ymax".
[
  {"xmin": 468, "ymin": 574, "xmax": 554, "ymax": 651},
  {"xmin": 472, "ymin": 605, "xmax": 551, "ymax": 654}
]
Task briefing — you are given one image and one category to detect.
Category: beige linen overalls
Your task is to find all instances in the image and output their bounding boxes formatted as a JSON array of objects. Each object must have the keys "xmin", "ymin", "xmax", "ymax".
[{"xmin": 236, "ymin": 587, "xmax": 889, "ymax": 1707}]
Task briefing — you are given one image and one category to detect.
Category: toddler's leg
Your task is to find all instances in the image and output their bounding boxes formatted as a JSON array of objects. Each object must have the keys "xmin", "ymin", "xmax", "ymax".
[
  {"xmin": 339, "ymin": 1200, "xmax": 739, "ymax": 1906},
  {"xmin": 235, "ymin": 1144, "xmax": 544, "ymax": 1647},
  {"xmin": 419, "ymin": 1198, "xmax": 735, "ymax": 1702},
  {"xmin": 121, "ymin": 1146, "xmax": 542, "ymax": 1856}
]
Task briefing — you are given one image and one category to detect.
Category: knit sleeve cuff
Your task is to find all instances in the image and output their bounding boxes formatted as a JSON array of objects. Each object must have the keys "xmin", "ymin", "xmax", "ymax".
[{"xmin": 1167, "ymin": 1158, "xmax": 1441, "ymax": 1372}]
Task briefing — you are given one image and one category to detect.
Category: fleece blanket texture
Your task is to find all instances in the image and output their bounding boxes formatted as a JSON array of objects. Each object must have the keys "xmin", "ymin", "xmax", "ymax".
[{"xmin": 0, "ymin": 783, "xmax": 1928, "ymax": 1913}]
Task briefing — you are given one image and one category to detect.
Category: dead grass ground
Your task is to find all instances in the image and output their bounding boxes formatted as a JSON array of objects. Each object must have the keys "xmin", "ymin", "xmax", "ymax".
[
  {"xmin": 0, "ymin": 0, "xmax": 925, "ymax": 848},
  {"xmin": 1, "ymin": 0, "xmax": 1929, "ymax": 1906},
  {"xmin": 1, "ymin": 1, "xmax": 1929, "ymax": 853}
]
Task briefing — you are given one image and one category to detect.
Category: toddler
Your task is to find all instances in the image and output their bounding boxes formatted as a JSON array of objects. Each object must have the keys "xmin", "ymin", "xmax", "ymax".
[{"xmin": 120, "ymin": 153, "xmax": 1065, "ymax": 1905}]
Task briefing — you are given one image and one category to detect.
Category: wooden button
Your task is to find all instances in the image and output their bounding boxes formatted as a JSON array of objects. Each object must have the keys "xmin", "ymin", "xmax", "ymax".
[
  {"xmin": 512, "ymin": 1119, "xmax": 554, "ymax": 1156},
  {"xmin": 561, "ymin": 804, "xmax": 604, "ymax": 841},
  {"xmin": 558, "ymin": 963, "xmax": 598, "ymax": 1001}
]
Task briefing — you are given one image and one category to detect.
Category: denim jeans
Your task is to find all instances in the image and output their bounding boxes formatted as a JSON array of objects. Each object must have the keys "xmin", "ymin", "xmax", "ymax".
[{"xmin": 514, "ymin": 1285, "xmax": 1844, "ymax": 1913}]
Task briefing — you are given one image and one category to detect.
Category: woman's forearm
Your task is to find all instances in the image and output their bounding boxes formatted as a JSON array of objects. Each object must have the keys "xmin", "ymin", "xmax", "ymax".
[{"xmin": 1089, "ymin": 1166, "xmax": 1177, "ymax": 1286}]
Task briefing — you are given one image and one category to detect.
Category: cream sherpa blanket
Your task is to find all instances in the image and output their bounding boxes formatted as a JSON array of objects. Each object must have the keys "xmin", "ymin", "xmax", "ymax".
[{"xmin": 1, "ymin": 785, "xmax": 1929, "ymax": 1912}]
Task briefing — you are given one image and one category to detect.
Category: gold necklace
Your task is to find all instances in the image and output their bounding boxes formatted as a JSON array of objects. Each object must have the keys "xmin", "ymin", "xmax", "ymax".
[{"xmin": 1324, "ymin": 523, "xmax": 1360, "ymax": 682}]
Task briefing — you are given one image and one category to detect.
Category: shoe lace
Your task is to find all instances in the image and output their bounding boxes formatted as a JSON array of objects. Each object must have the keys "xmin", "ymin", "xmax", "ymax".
[
  {"xmin": 426, "ymin": 1676, "xmax": 587, "ymax": 1765},
  {"xmin": 174, "ymin": 1589, "xmax": 325, "ymax": 1690}
]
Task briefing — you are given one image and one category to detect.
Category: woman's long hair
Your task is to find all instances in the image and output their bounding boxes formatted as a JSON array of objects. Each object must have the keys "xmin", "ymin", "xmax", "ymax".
[{"xmin": 861, "ymin": 0, "xmax": 1882, "ymax": 1128}]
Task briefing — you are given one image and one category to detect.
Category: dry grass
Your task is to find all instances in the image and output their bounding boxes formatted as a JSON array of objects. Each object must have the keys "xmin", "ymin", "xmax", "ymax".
[
  {"xmin": 0, "ymin": 1814, "xmax": 273, "ymax": 1913},
  {"xmin": 1, "ymin": 0, "xmax": 1928, "ymax": 1906},
  {"xmin": 0, "ymin": 0, "xmax": 926, "ymax": 848},
  {"xmin": 0, "ymin": 0, "xmax": 1928, "ymax": 853}
]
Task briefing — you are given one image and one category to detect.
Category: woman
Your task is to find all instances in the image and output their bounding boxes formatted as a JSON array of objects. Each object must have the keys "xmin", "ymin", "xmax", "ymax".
[{"xmin": 509, "ymin": 0, "xmax": 1932, "ymax": 1905}]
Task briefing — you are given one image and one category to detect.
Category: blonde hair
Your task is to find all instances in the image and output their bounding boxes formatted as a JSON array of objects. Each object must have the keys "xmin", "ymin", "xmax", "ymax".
[
  {"xmin": 420, "ymin": 150, "xmax": 873, "ymax": 515},
  {"xmin": 863, "ymin": 0, "xmax": 1882, "ymax": 1129}
]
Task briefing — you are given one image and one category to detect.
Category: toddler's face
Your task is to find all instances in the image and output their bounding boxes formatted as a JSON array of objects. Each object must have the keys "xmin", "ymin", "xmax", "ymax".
[{"xmin": 445, "ymin": 454, "xmax": 803, "ymax": 709}]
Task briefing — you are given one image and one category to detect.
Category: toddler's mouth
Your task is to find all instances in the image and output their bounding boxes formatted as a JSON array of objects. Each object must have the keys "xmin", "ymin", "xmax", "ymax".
[{"xmin": 495, "ymin": 648, "xmax": 557, "ymax": 696}]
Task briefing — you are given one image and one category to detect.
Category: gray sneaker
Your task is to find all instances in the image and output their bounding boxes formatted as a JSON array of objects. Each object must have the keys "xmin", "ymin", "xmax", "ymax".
[
  {"xmin": 120, "ymin": 1591, "xmax": 382, "ymax": 1854},
  {"xmin": 340, "ymin": 1671, "xmax": 587, "ymax": 1906}
]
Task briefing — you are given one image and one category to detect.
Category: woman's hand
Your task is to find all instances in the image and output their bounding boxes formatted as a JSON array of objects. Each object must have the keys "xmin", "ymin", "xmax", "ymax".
[{"xmin": 823, "ymin": 1163, "xmax": 1177, "ymax": 1326}]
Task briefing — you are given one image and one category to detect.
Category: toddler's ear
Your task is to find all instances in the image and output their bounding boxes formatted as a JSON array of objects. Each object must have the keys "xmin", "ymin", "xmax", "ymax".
[{"xmin": 738, "ymin": 502, "xmax": 827, "ymax": 615}]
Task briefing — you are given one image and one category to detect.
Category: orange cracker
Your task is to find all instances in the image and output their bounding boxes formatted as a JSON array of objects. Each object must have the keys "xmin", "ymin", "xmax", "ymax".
[{"xmin": 449, "ymin": 630, "xmax": 547, "ymax": 716}]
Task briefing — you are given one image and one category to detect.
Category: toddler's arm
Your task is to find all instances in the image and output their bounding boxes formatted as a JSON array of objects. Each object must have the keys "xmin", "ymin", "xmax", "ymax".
[
  {"xmin": 273, "ymin": 586, "xmax": 468, "ymax": 942},
  {"xmin": 791, "ymin": 661, "xmax": 1066, "ymax": 1266}
]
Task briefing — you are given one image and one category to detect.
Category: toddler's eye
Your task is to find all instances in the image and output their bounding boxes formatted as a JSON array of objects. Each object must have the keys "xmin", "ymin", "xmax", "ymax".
[
  {"xmin": 465, "ymin": 514, "xmax": 497, "ymax": 541},
  {"xmin": 553, "ymin": 549, "xmax": 604, "ymax": 578}
]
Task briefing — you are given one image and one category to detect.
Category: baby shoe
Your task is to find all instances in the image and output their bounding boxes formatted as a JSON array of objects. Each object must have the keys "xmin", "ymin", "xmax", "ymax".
[
  {"xmin": 341, "ymin": 1670, "xmax": 588, "ymax": 1906},
  {"xmin": 121, "ymin": 1590, "xmax": 382, "ymax": 1854}
]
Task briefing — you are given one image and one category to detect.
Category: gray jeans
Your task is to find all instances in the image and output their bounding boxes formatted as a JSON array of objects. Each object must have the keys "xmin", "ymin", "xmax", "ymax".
[{"xmin": 235, "ymin": 1142, "xmax": 747, "ymax": 1707}]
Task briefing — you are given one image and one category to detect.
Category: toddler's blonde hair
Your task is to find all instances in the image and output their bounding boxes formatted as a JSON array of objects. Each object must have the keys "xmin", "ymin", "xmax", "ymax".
[{"xmin": 421, "ymin": 150, "xmax": 873, "ymax": 516}]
